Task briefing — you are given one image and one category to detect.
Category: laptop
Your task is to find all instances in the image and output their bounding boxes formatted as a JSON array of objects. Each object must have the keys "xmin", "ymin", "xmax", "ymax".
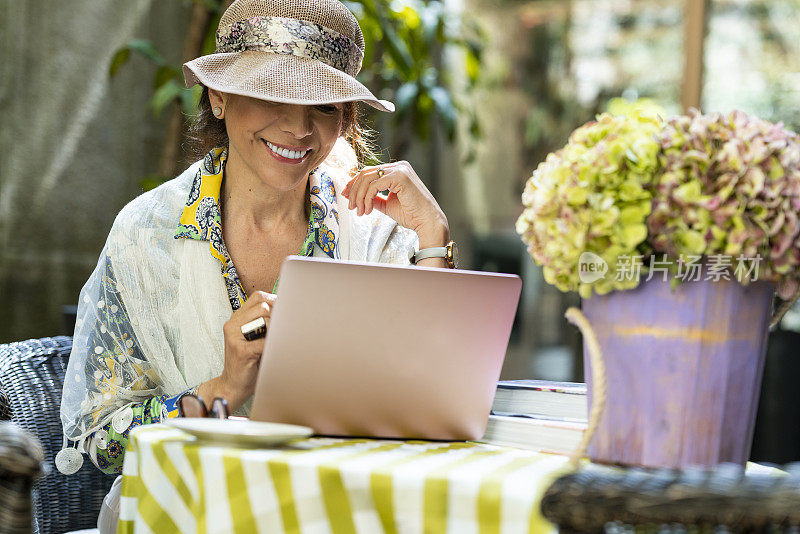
[{"xmin": 249, "ymin": 256, "xmax": 522, "ymax": 441}]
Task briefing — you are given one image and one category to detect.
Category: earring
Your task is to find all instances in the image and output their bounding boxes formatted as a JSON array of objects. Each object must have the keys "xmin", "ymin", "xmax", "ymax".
[{"xmin": 213, "ymin": 106, "xmax": 223, "ymax": 118}]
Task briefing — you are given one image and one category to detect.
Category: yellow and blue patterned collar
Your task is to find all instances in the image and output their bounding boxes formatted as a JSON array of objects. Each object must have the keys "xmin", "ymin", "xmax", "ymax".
[
  {"xmin": 174, "ymin": 147, "xmax": 230, "ymax": 264},
  {"xmin": 174, "ymin": 146, "xmax": 341, "ymax": 307}
]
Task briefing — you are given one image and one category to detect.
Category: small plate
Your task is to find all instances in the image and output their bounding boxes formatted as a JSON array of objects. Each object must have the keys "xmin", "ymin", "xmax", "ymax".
[{"xmin": 165, "ymin": 418, "xmax": 314, "ymax": 447}]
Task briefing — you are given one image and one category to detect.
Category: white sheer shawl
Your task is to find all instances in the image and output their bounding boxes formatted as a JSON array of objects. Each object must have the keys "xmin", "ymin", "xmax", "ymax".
[{"xmin": 60, "ymin": 138, "xmax": 419, "ymax": 442}]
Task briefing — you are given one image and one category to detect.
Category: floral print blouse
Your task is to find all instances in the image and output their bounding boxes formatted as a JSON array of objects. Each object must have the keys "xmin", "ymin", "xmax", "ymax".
[{"xmin": 87, "ymin": 146, "xmax": 341, "ymax": 474}]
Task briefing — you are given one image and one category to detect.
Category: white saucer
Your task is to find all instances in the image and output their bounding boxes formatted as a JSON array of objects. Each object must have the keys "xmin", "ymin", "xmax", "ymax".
[{"xmin": 165, "ymin": 418, "xmax": 314, "ymax": 447}]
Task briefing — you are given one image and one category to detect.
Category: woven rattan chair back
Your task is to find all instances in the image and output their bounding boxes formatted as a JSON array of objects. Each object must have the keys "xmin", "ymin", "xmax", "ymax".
[{"xmin": 0, "ymin": 337, "xmax": 115, "ymax": 534}]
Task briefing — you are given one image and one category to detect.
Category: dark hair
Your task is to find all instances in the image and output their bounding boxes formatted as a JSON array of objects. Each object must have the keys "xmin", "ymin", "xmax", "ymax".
[{"xmin": 188, "ymin": 86, "xmax": 382, "ymax": 167}]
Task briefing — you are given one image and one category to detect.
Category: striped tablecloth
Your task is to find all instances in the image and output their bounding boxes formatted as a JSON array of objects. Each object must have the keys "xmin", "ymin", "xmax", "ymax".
[{"xmin": 117, "ymin": 424, "xmax": 573, "ymax": 534}]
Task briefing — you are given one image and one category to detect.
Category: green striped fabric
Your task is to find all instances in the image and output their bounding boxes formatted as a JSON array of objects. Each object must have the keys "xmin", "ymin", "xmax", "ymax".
[{"xmin": 117, "ymin": 424, "xmax": 572, "ymax": 534}]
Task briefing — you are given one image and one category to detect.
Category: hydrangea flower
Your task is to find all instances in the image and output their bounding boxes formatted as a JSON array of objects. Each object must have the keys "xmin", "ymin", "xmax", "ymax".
[
  {"xmin": 516, "ymin": 104, "xmax": 662, "ymax": 298},
  {"xmin": 651, "ymin": 109, "xmax": 800, "ymax": 298}
]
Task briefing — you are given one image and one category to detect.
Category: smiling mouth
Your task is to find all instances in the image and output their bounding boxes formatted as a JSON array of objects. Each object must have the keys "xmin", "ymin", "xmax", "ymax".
[{"xmin": 262, "ymin": 140, "xmax": 312, "ymax": 161}]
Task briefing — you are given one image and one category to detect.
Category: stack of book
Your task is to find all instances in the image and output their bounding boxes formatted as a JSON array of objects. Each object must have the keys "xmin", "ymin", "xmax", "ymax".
[{"xmin": 479, "ymin": 380, "xmax": 588, "ymax": 455}]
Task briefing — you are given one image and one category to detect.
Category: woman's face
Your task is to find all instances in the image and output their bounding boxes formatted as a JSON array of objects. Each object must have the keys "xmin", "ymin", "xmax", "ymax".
[{"xmin": 210, "ymin": 90, "xmax": 344, "ymax": 191}]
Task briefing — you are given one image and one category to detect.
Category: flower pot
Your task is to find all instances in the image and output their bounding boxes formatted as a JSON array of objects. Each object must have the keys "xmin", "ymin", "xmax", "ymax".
[{"xmin": 582, "ymin": 276, "xmax": 774, "ymax": 468}]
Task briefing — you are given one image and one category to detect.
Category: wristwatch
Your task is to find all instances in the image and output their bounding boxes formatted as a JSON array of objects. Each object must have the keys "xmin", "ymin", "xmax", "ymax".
[{"xmin": 410, "ymin": 241, "xmax": 459, "ymax": 269}]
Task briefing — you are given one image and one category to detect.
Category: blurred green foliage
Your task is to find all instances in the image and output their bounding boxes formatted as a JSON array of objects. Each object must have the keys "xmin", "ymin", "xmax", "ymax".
[
  {"xmin": 110, "ymin": 39, "xmax": 202, "ymax": 119},
  {"xmin": 705, "ymin": 0, "xmax": 800, "ymax": 133},
  {"xmin": 343, "ymin": 0, "xmax": 487, "ymax": 153},
  {"xmin": 517, "ymin": 1, "xmax": 684, "ymax": 178}
]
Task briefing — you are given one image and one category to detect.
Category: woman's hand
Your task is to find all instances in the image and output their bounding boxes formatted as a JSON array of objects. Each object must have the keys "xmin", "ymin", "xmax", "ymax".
[
  {"xmin": 197, "ymin": 291, "xmax": 276, "ymax": 412},
  {"xmin": 341, "ymin": 161, "xmax": 450, "ymax": 249}
]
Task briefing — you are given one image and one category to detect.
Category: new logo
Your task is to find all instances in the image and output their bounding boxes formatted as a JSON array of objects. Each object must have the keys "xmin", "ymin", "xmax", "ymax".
[{"xmin": 578, "ymin": 252, "xmax": 608, "ymax": 283}]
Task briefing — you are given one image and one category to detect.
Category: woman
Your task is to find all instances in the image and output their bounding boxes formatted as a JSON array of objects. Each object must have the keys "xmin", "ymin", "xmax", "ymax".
[{"xmin": 58, "ymin": 0, "xmax": 454, "ymax": 483}]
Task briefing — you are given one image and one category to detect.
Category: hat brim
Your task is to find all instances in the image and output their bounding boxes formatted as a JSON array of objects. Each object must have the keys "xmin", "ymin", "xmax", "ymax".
[{"xmin": 183, "ymin": 51, "xmax": 395, "ymax": 113}]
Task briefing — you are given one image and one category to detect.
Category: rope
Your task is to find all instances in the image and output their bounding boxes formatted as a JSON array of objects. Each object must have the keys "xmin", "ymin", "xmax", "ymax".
[
  {"xmin": 770, "ymin": 284, "xmax": 800, "ymax": 329},
  {"xmin": 564, "ymin": 307, "xmax": 607, "ymax": 469}
]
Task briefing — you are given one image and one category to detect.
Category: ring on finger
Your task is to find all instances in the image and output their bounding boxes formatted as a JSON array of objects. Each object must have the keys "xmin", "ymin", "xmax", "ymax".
[
  {"xmin": 241, "ymin": 317, "xmax": 267, "ymax": 341},
  {"xmin": 376, "ymin": 168, "xmax": 385, "ymax": 178}
]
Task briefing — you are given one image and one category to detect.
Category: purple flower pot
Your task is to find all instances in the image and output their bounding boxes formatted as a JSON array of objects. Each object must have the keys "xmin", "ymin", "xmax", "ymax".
[{"xmin": 582, "ymin": 277, "xmax": 774, "ymax": 468}]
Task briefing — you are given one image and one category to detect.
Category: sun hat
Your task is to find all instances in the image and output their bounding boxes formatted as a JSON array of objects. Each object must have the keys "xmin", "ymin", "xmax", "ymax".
[{"xmin": 182, "ymin": 0, "xmax": 395, "ymax": 112}]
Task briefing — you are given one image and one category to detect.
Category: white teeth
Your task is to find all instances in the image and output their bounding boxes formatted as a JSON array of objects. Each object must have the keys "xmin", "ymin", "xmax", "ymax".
[{"xmin": 266, "ymin": 141, "xmax": 308, "ymax": 160}]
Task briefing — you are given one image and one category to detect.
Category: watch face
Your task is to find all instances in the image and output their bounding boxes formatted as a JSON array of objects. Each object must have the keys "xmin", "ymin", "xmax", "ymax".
[{"xmin": 448, "ymin": 241, "xmax": 459, "ymax": 268}]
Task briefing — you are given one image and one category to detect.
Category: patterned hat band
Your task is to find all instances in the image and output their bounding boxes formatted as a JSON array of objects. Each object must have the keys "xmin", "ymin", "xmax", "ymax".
[{"xmin": 216, "ymin": 15, "xmax": 364, "ymax": 77}]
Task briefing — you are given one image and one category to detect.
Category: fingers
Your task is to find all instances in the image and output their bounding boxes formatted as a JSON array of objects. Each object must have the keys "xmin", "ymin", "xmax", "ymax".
[
  {"xmin": 252, "ymin": 301, "xmax": 272, "ymax": 321},
  {"xmin": 363, "ymin": 176, "xmax": 394, "ymax": 215},
  {"xmin": 344, "ymin": 170, "xmax": 369, "ymax": 215},
  {"xmin": 370, "ymin": 194, "xmax": 391, "ymax": 216},
  {"xmin": 248, "ymin": 291, "xmax": 276, "ymax": 306},
  {"xmin": 343, "ymin": 166, "xmax": 395, "ymax": 216},
  {"xmin": 343, "ymin": 166, "xmax": 385, "ymax": 197},
  {"xmin": 352, "ymin": 174, "xmax": 371, "ymax": 215},
  {"xmin": 239, "ymin": 291, "xmax": 276, "ymax": 319},
  {"xmin": 224, "ymin": 291, "xmax": 276, "ymax": 346},
  {"xmin": 224, "ymin": 316, "xmax": 267, "ymax": 354}
]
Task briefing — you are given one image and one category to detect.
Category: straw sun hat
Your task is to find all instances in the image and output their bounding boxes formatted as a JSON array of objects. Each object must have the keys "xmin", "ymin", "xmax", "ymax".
[{"xmin": 182, "ymin": 0, "xmax": 395, "ymax": 113}]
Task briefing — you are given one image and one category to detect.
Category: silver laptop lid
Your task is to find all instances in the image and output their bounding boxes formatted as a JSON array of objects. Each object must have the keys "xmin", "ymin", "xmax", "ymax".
[{"xmin": 250, "ymin": 256, "xmax": 521, "ymax": 441}]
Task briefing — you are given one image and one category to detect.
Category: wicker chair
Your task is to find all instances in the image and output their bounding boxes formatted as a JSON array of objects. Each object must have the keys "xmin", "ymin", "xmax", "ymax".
[
  {"xmin": 541, "ymin": 462, "xmax": 800, "ymax": 533},
  {"xmin": 0, "ymin": 337, "xmax": 115, "ymax": 534}
]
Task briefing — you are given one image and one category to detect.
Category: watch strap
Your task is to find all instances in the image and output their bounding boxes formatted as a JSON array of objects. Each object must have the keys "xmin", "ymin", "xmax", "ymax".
[{"xmin": 411, "ymin": 246, "xmax": 447, "ymax": 264}]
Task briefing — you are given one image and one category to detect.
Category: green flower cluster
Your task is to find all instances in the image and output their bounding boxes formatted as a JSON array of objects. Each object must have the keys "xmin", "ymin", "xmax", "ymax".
[
  {"xmin": 651, "ymin": 109, "xmax": 800, "ymax": 298},
  {"xmin": 517, "ymin": 105, "xmax": 800, "ymax": 298},
  {"xmin": 516, "ymin": 106, "xmax": 661, "ymax": 298}
]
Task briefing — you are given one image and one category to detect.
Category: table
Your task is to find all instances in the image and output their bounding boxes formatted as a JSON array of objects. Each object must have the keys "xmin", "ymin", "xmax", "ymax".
[{"xmin": 117, "ymin": 424, "xmax": 573, "ymax": 534}]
